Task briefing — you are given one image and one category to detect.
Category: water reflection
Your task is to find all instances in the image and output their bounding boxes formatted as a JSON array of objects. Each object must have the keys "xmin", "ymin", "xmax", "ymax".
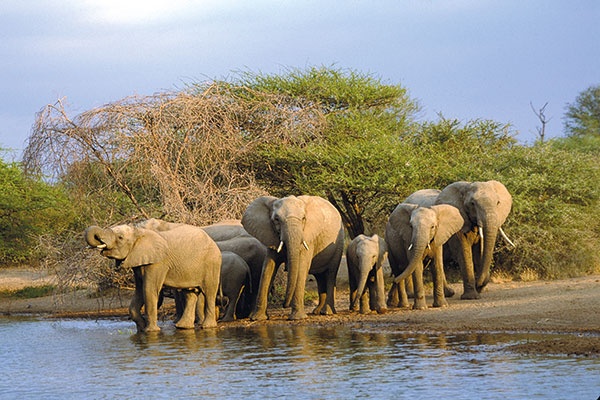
[{"xmin": 0, "ymin": 317, "xmax": 598, "ymax": 399}]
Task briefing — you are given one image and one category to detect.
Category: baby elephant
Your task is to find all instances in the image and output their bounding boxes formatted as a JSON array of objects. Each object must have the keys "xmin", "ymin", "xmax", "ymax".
[
  {"xmin": 218, "ymin": 251, "xmax": 252, "ymax": 321},
  {"xmin": 346, "ymin": 234, "xmax": 388, "ymax": 314}
]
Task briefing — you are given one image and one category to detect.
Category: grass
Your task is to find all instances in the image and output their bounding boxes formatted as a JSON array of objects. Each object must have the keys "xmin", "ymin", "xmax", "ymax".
[{"xmin": 0, "ymin": 284, "xmax": 55, "ymax": 299}]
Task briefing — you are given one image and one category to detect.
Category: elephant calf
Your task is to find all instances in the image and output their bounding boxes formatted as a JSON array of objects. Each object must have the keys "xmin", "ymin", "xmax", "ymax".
[{"xmin": 346, "ymin": 234, "xmax": 388, "ymax": 314}]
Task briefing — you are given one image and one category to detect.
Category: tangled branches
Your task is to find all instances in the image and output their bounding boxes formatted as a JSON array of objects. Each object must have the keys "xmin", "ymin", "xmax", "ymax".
[{"xmin": 23, "ymin": 82, "xmax": 326, "ymax": 226}]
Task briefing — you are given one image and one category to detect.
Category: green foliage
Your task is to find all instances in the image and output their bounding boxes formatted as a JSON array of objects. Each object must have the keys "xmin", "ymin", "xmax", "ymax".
[
  {"xmin": 0, "ymin": 156, "xmax": 76, "ymax": 265},
  {"xmin": 563, "ymin": 84, "xmax": 600, "ymax": 137},
  {"xmin": 0, "ymin": 284, "xmax": 55, "ymax": 299},
  {"xmin": 492, "ymin": 137, "xmax": 600, "ymax": 279}
]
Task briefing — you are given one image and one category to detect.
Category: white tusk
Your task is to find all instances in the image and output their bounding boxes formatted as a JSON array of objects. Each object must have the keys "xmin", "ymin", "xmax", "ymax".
[
  {"xmin": 427, "ymin": 243, "xmax": 431, "ymax": 250},
  {"xmin": 96, "ymin": 244, "xmax": 107, "ymax": 249},
  {"xmin": 303, "ymin": 241, "xmax": 309, "ymax": 251},
  {"xmin": 277, "ymin": 241, "xmax": 284, "ymax": 253},
  {"xmin": 479, "ymin": 226, "xmax": 484, "ymax": 259},
  {"xmin": 499, "ymin": 227, "xmax": 516, "ymax": 248},
  {"xmin": 408, "ymin": 243, "xmax": 413, "ymax": 251}
]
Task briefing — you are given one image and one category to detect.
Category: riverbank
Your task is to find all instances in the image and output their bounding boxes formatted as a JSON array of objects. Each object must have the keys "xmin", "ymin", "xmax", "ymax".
[{"xmin": 1, "ymin": 266, "xmax": 599, "ymax": 355}]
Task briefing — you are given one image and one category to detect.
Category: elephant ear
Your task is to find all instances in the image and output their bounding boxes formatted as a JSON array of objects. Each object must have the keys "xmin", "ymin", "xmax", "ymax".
[
  {"xmin": 431, "ymin": 204, "xmax": 464, "ymax": 247},
  {"xmin": 121, "ymin": 228, "xmax": 168, "ymax": 268},
  {"xmin": 376, "ymin": 235, "xmax": 388, "ymax": 269},
  {"xmin": 242, "ymin": 196, "xmax": 280, "ymax": 248},
  {"xmin": 436, "ymin": 181, "xmax": 471, "ymax": 231},
  {"xmin": 388, "ymin": 203, "xmax": 419, "ymax": 241},
  {"xmin": 488, "ymin": 180, "xmax": 513, "ymax": 224}
]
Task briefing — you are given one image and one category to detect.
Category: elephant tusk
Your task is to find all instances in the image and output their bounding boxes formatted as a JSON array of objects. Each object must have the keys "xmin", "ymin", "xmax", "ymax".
[
  {"xmin": 96, "ymin": 244, "xmax": 107, "ymax": 249},
  {"xmin": 302, "ymin": 241, "xmax": 309, "ymax": 251},
  {"xmin": 427, "ymin": 243, "xmax": 431, "ymax": 250},
  {"xmin": 408, "ymin": 243, "xmax": 413, "ymax": 251},
  {"xmin": 277, "ymin": 241, "xmax": 284, "ymax": 253},
  {"xmin": 499, "ymin": 227, "xmax": 516, "ymax": 248},
  {"xmin": 478, "ymin": 226, "xmax": 484, "ymax": 259}
]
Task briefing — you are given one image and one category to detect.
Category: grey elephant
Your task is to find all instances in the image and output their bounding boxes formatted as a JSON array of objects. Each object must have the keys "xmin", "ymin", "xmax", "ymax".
[
  {"xmin": 346, "ymin": 234, "xmax": 388, "ymax": 314},
  {"xmin": 385, "ymin": 196, "xmax": 464, "ymax": 309},
  {"xmin": 213, "ymin": 235, "xmax": 266, "ymax": 316},
  {"xmin": 218, "ymin": 251, "xmax": 252, "ymax": 321},
  {"xmin": 435, "ymin": 180, "xmax": 514, "ymax": 299},
  {"xmin": 84, "ymin": 223, "xmax": 221, "ymax": 332},
  {"xmin": 242, "ymin": 195, "xmax": 344, "ymax": 320}
]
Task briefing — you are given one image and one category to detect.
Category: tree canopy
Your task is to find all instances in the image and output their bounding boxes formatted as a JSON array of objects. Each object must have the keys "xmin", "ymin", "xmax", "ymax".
[{"xmin": 563, "ymin": 84, "xmax": 600, "ymax": 137}]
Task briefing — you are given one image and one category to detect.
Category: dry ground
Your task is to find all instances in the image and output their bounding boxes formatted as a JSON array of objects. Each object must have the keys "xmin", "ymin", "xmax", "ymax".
[{"xmin": 1, "ymin": 266, "xmax": 599, "ymax": 356}]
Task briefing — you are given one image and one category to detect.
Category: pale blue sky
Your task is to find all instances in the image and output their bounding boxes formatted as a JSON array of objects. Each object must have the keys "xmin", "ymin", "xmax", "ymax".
[{"xmin": 1, "ymin": 1, "xmax": 599, "ymax": 157}]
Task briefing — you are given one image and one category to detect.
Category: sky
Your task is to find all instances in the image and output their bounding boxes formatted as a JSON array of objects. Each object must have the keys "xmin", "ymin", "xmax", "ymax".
[{"xmin": 1, "ymin": 0, "xmax": 599, "ymax": 158}]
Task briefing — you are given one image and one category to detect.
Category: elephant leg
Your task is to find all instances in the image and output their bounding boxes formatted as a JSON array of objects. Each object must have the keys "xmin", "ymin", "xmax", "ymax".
[
  {"xmin": 130, "ymin": 267, "xmax": 147, "ymax": 332},
  {"xmin": 250, "ymin": 254, "xmax": 278, "ymax": 321},
  {"xmin": 455, "ymin": 233, "xmax": 480, "ymax": 300},
  {"xmin": 349, "ymin": 269, "xmax": 359, "ymax": 311},
  {"xmin": 371, "ymin": 267, "xmax": 388, "ymax": 314},
  {"xmin": 313, "ymin": 270, "xmax": 336, "ymax": 315},
  {"xmin": 175, "ymin": 290, "xmax": 197, "ymax": 329},
  {"xmin": 431, "ymin": 252, "xmax": 448, "ymax": 308},
  {"xmin": 289, "ymin": 271, "xmax": 308, "ymax": 320},
  {"xmin": 201, "ymin": 285, "xmax": 218, "ymax": 329},
  {"xmin": 411, "ymin": 265, "xmax": 427, "ymax": 310},
  {"xmin": 142, "ymin": 266, "xmax": 167, "ymax": 332},
  {"xmin": 387, "ymin": 281, "xmax": 400, "ymax": 307},
  {"xmin": 359, "ymin": 288, "xmax": 370, "ymax": 314},
  {"xmin": 195, "ymin": 292, "xmax": 205, "ymax": 324}
]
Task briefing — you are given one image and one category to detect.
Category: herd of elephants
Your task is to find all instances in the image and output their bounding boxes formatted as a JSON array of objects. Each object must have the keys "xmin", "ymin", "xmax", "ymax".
[{"xmin": 85, "ymin": 180, "xmax": 514, "ymax": 333}]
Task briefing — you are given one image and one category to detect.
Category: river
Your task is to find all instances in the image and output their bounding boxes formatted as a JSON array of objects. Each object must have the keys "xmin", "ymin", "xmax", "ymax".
[{"xmin": 0, "ymin": 317, "xmax": 597, "ymax": 399}]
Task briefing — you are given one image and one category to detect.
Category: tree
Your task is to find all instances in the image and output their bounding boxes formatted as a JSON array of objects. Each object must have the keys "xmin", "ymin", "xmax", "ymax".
[
  {"xmin": 236, "ymin": 66, "xmax": 421, "ymax": 237},
  {"xmin": 0, "ymin": 154, "xmax": 74, "ymax": 265},
  {"xmin": 564, "ymin": 85, "xmax": 600, "ymax": 137}
]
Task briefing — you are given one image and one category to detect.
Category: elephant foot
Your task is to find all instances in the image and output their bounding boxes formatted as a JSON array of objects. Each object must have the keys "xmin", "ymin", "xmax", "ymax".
[
  {"xmin": 444, "ymin": 286, "xmax": 455, "ymax": 298},
  {"xmin": 175, "ymin": 321, "xmax": 195, "ymax": 330},
  {"xmin": 144, "ymin": 324, "xmax": 161, "ymax": 333},
  {"xmin": 386, "ymin": 299, "xmax": 399, "ymax": 308},
  {"xmin": 376, "ymin": 307, "xmax": 388, "ymax": 314},
  {"xmin": 432, "ymin": 300, "xmax": 449, "ymax": 308},
  {"xmin": 318, "ymin": 304, "xmax": 336, "ymax": 315},
  {"xmin": 460, "ymin": 290, "xmax": 481, "ymax": 300},
  {"xmin": 201, "ymin": 320, "xmax": 218, "ymax": 329},
  {"xmin": 288, "ymin": 310, "xmax": 308, "ymax": 320},
  {"xmin": 250, "ymin": 311, "xmax": 268, "ymax": 321},
  {"xmin": 412, "ymin": 299, "xmax": 428, "ymax": 310}
]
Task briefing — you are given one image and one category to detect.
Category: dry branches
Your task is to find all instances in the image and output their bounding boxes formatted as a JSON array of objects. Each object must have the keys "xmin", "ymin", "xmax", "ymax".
[{"xmin": 23, "ymin": 82, "xmax": 326, "ymax": 226}]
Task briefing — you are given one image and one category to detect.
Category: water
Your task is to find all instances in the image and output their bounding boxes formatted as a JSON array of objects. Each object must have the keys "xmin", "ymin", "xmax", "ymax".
[{"xmin": 0, "ymin": 317, "xmax": 598, "ymax": 399}]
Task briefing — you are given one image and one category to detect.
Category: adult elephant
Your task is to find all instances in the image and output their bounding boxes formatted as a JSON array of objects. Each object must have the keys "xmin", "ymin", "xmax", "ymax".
[
  {"xmin": 242, "ymin": 195, "xmax": 344, "ymax": 321},
  {"xmin": 385, "ymin": 201, "xmax": 464, "ymax": 309},
  {"xmin": 346, "ymin": 234, "xmax": 388, "ymax": 314},
  {"xmin": 85, "ymin": 223, "xmax": 221, "ymax": 332},
  {"xmin": 435, "ymin": 180, "xmax": 514, "ymax": 299}
]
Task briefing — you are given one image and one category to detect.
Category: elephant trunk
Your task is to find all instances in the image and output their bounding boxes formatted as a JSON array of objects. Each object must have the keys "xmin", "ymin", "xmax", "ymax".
[
  {"xmin": 394, "ymin": 236, "xmax": 430, "ymax": 284},
  {"xmin": 85, "ymin": 226, "xmax": 114, "ymax": 249},
  {"xmin": 476, "ymin": 218, "xmax": 500, "ymax": 292},
  {"xmin": 351, "ymin": 261, "xmax": 372, "ymax": 310},
  {"xmin": 281, "ymin": 219, "xmax": 304, "ymax": 308}
]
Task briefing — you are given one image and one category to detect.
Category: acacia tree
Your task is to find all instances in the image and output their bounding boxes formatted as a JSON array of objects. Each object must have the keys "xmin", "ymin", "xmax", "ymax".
[
  {"xmin": 564, "ymin": 84, "xmax": 600, "ymax": 137},
  {"xmin": 236, "ymin": 66, "xmax": 421, "ymax": 237}
]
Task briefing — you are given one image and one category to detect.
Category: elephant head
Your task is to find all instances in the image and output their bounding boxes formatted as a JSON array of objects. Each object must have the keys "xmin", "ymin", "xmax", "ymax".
[
  {"xmin": 435, "ymin": 180, "xmax": 512, "ymax": 292},
  {"xmin": 347, "ymin": 234, "xmax": 387, "ymax": 312},
  {"xmin": 84, "ymin": 225, "xmax": 168, "ymax": 268},
  {"xmin": 242, "ymin": 196, "xmax": 312, "ymax": 308},
  {"xmin": 388, "ymin": 203, "xmax": 464, "ymax": 284}
]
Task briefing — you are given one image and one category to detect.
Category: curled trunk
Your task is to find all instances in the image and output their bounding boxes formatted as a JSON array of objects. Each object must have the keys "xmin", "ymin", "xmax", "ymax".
[{"xmin": 85, "ymin": 226, "xmax": 113, "ymax": 248}]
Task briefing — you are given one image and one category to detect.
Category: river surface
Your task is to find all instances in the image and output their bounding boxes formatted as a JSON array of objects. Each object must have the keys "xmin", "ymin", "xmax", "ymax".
[{"xmin": 0, "ymin": 316, "xmax": 598, "ymax": 399}]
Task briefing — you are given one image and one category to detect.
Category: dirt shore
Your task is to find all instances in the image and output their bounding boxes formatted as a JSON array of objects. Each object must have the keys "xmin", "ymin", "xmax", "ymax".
[{"xmin": 1, "ymin": 267, "xmax": 599, "ymax": 355}]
